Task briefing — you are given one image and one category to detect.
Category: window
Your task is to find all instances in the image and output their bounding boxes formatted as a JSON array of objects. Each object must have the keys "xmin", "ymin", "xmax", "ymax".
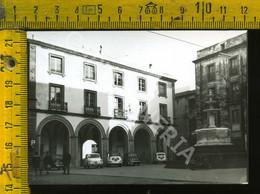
[
  {"xmin": 139, "ymin": 101, "xmax": 147, "ymax": 115},
  {"xmin": 207, "ymin": 64, "xmax": 215, "ymax": 82},
  {"xmin": 49, "ymin": 54, "xmax": 64, "ymax": 75},
  {"xmin": 138, "ymin": 78, "xmax": 146, "ymax": 91},
  {"xmin": 158, "ymin": 82, "xmax": 167, "ymax": 97},
  {"xmin": 232, "ymin": 109, "xmax": 240, "ymax": 124},
  {"xmin": 115, "ymin": 97, "xmax": 123, "ymax": 110},
  {"xmin": 84, "ymin": 90, "xmax": 96, "ymax": 107},
  {"xmin": 49, "ymin": 84, "xmax": 67, "ymax": 111},
  {"xmin": 231, "ymin": 82, "xmax": 240, "ymax": 101},
  {"xmin": 50, "ymin": 85, "xmax": 63, "ymax": 104},
  {"xmin": 159, "ymin": 104, "xmax": 168, "ymax": 118},
  {"xmin": 84, "ymin": 63, "xmax": 96, "ymax": 81},
  {"xmin": 229, "ymin": 57, "xmax": 239, "ymax": 76},
  {"xmin": 84, "ymin": 90, "xmax": 100, "ymax": 116},
  {"xmin": 114, "ymin": 71, "xmax": 123, "ymax": 86},
  {"xmin": 114, "ymin": 96, "xmax": 125, "ymax": 118}
]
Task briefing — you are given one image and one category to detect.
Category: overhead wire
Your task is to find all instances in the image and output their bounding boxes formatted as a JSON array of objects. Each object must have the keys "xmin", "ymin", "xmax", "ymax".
[{"xmin": 147, "ymin": 31, "xmax": 205, "ymax": 48}]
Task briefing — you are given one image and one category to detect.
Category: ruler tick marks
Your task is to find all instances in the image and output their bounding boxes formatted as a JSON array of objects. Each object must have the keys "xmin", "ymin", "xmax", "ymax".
[{"xmin": 202, "ymin": 1, "xmax": 204, "ymax": 22}]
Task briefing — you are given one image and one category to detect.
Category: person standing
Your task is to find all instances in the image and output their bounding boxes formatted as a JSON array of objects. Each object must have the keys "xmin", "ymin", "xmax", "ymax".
[
  {"xmin": 62, "ymin": 151, "xmax": 71, "ymax": 174},
  {"xmin": 43, "ymin": 151, "xmax": 52, "ymax": 174},
  {"xmin": 32, "ymin": 152, "xmax": 40, "ymax": 176}
]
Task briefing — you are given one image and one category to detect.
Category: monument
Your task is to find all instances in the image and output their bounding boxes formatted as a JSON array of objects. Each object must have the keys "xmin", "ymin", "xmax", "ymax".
[
  {"xmin": 193, "ymin": 89, "xmax": 246, "ymax": 168},
  {"xmin": 195, "ymin": 89, "xmax": 233, "ymax": 146}
]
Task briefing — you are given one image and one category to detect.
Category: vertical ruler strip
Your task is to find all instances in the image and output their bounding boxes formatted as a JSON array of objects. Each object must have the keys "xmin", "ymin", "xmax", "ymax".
[{"xmin": 0, "ymin": 30, "xmax": 28, "ymax": 193}]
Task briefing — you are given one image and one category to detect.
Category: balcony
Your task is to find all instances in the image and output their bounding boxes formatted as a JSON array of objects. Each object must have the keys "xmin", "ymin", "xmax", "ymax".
[
  {"xmin": 49, "ymin": 101, "xmax": 68, "ymax": 112},
  {"xmin": 138, "ymin": 113, "xmax": 152, "ymax": 123},
  {"xmin": 114, "ymin": 109, "xmax": 127, "ymax": 119},
  {"xmin": 160, "ymin": 116, "xmax": 171, "ymax": 125},
  {"xmin": 84, "ymin": 106, "xmax": 101, "ymax": 117}
]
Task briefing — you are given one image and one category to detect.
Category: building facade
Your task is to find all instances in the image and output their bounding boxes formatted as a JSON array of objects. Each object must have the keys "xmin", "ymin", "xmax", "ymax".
[
  {"xmin": 192, "ymin": 33, "xmax": 247, "ymax": 150},
  {"xmin": 28, "ymin": 39, "xmax": 177, "ymax": 167},
  {"xmin": 175, "ymin": 90, "xmax": 196, "ymax": 147}
]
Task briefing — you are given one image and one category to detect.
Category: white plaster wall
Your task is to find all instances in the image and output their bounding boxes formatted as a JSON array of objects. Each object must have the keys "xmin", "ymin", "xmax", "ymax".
[{"xmin": 34, "ymin": 44, "xmax": 174, "ymax": 123}]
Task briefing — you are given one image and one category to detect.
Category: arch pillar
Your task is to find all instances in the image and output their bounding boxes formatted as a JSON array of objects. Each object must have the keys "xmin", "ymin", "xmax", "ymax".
[
  {"xmin": 71, "ymin": 136, "xmax": 77, "ymax": 167},
  {"xmin": 102, "ymin": 137, "xmax": 109, "ymax": 164},
  {"xmin": 129, "ymin": 139, "xmax": 134, "ymax": 153},
  {"xmin": 151, "ymin": 140, "xmax": 156, "ymax": 163}
]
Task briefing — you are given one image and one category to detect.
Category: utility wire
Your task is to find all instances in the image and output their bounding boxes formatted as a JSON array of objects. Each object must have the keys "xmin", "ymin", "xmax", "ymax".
[{"xmin": 147, "ymin": 31, "xmax": 205, "ymax": 48}]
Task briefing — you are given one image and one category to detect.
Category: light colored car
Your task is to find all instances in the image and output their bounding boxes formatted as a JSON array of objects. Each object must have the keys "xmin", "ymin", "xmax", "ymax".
[
  {"xmin": 107, "ymin": 153, "xmax": 123, "ymax": 167},
  {"xmin": 84, "ymin": 153, "xmax": 103, "ymax": 168},
  {"xmin": 155, "ymin": 152, "xmax": 167, "ymax": 164}
]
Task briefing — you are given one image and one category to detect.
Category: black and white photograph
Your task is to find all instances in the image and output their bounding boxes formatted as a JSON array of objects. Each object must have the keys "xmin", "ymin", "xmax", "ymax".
[{"xmin": 27, "ymin": 30, "xmax": 248, "ymax": 185}]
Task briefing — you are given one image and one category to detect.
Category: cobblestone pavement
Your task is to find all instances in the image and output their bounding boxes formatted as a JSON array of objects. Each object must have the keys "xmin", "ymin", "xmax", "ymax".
[{"xmin": 29, "ymin": 164, "xmax": 247, "ymax": 185}]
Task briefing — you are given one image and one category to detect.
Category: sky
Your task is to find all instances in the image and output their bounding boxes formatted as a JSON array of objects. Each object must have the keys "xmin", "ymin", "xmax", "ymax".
[{"xmin": 27, "ymin": 30, "xmax": 246, "ymax": 93}]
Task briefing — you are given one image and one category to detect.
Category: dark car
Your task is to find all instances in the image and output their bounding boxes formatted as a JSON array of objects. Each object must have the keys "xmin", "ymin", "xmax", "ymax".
[
  {"xmin": 51, "ymin": 154, "xmax": 64, "ymax": 170},
  {"xmin": 123, "ymin": 153, "xmax": 140, "ymax": 166}
]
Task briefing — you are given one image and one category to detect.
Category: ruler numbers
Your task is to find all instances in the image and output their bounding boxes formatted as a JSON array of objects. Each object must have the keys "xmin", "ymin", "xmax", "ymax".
[
  {"xmin": 0, "ymin": 1, "xmax": 252, "ymax": 25},
  {"xmin": 0, "ymin": 30, "xmax": 28, "ymax": 193}
]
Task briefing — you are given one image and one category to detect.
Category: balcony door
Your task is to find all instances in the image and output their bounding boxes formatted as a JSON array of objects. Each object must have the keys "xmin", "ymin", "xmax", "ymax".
[
  {"xmin": 84, "ymin": 90, "xmax": 96, "ymax": 107},
  {"xmin": 84, "ymin": 90, "xmax": 98, "ymax": 115},
  {"xmin": 159, "ymin": 104, "xmax": 168, "ymax": 118},
  {"xmin": 49, "ymin": 84, "xmax": 65, "ymax": 111},
  {"xmin": 114, "ymin": 96, "xmax": 125, "ymax": 118},
  {"xmin": 114, "ymin": 97, "xmax": 123, "ymax": 110}
]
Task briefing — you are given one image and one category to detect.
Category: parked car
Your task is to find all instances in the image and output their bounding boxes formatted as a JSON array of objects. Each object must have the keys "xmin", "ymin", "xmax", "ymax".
[
  {"xmin": 84, "ymin": 153, "xmax": 103, "ymax": 168},
  {"xmin": 155, "ymin": 152, "xmax": 167, "ymax": 164},
  {"xmin": 107, "ymin": 153, "xmax": 123, "ymax": 167},
  {"xmin": 51, "ymin": 154, "xmax": 64, "ymax": 170},
  {"xmin": 123, "ymin": 153, "xmax": 140, "ymax": 166}
]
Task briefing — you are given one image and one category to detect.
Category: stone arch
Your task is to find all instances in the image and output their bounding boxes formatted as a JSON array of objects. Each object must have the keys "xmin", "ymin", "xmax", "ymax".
[
  {"xmin": 75, "ymin": 118, "xmax": 106, "ymax": 138},
  {"xmin": 107, "ymin": 123, "xmax": 133, "ymax": 141},
  {"xmin": 133, "ymin": 124, "xmax": 155, "ymax": 141},
  {"xmin": 36, "ymin": 115, "xmax": 74, "ymax": 137}
]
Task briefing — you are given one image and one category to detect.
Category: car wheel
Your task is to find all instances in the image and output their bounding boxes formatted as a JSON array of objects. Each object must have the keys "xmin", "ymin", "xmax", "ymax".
[
  {"xmin": 137, "ymin": 163, "xmax": 140, "ymax": 166},
  {"xmin": 100, "ymin": 166, "xmax": 103, "ymax": 168},
  {"xmin": 84, "ymin": 165, "xmax": 86, "ymax": 169}
]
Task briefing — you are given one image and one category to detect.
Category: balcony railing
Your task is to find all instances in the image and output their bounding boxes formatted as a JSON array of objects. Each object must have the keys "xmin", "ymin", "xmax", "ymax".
[
  {"xmin": 160, "ymin": 116, "xmax": 171, "ymax": 125},
  {"xmin": 49, "ymin": 101, "xmax": 68, "ymax": 112},
  {"xmin": 138, "ymin": 113, "xmax": 152, "ymax": 123},
  {"xmin": 114, "ymin": 109, "xmax": 127, "ymax": 119},
  {"xmin": 84, "ymin": 106, "xmax": 101, "ymax": 116}
]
